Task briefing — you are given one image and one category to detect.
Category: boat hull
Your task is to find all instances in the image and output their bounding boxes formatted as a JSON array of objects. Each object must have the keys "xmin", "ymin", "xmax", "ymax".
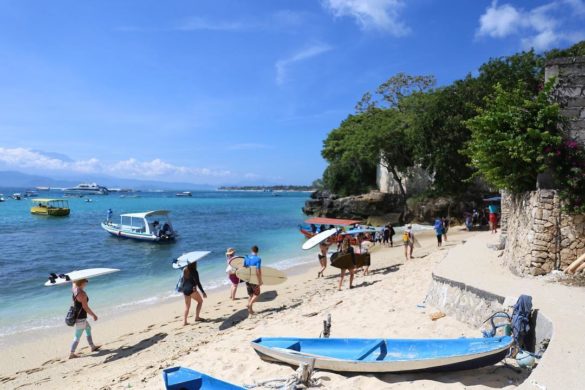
[
  {"xmin": 31, "ymin": 207, "xmax": 70, "ymax": 216},
  {"xmin": 163, "ymin": 367, "xmax": 244, "ymax": 390},
  {"xmin": 101, "ymin": 222, "xmax": 174, "ymax": 242},
  {"xmin": 251, "ymin": 337, "xmax": 512, "ymax": 373}
]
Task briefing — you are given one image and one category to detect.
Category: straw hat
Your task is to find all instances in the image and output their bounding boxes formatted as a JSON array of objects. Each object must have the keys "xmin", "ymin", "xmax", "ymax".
[{"xmin": 225, "ymin": 248, "xmax": 236, "ymax": 256}]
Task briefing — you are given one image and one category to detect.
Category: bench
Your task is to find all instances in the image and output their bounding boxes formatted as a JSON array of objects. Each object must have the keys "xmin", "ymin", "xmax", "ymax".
[{"xmin": 355, "ymin": 339, "xmax": 386, "ymax": 361}]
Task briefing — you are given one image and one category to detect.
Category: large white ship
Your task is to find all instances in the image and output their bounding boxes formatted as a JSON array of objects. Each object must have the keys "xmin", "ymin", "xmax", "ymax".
[{"xmin": 64, "ymin": 183, "xmax": 109, "ymax": 195}]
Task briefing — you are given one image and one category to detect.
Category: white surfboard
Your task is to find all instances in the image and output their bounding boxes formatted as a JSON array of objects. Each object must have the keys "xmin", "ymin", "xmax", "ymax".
[
  {"xmin": 236, "ymin": 266, "xmax": 287, "ymax": 285},
  {"xmin": 302, "ymin": 228, "xmax": 338, "ymax": 250},
  {"xmin": 45, "ymin": 268, "xmax": 120, "ymax": 286},
  {"xmin": 172, "ymin": 251, "xmax": 211, "ymax": 269}
]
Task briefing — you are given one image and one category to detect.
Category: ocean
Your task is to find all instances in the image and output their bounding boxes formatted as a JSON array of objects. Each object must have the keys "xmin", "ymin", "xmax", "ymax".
[{"xmin": 0, "ymin": 190, "xmax": 314, "ymax": 343}]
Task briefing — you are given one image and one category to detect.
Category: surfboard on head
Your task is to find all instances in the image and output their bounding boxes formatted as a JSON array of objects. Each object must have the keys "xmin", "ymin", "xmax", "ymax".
[
  {"xmin": 172, "ymin": 251, "xmax": 211, "ymax": 269},
  {"xmin": 45, "ymin": 268, "xmax": 120, "ymax": 287},
  {"xmin": 236, "ymin": 266, "xmax": 287, "ymax": 285},
  {"xmin": 302, "ymin": 228, "xmax": 338, "ymax": 250}
]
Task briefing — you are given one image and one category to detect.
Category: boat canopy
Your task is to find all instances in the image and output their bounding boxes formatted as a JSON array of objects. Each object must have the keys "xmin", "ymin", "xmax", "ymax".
[
  {"xmin": 120, "ymin": 210, "xmax": 171, "ymax": 219},
  {"xmin": 32, "ymin": 198, "xmax": 66, "ymax": 203},
  {"xmin": 304, "ymin": 217, "xmax": 361, "ymax": 226}
]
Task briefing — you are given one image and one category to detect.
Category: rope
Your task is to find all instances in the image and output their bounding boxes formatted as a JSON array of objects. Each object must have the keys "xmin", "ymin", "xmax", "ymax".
[{"xmin": 244, "ymin": 364, "xmax": 321, "ymax": 389}]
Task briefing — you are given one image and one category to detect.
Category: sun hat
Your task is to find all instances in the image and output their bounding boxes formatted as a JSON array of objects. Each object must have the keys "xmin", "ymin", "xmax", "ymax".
[
  {"xmin": 407, "ymin": 224, "xmax": 412, "ymax": 229},
  {"xmin": 225, "ymin": 248, "xmax": 236, "ymax": 256}
]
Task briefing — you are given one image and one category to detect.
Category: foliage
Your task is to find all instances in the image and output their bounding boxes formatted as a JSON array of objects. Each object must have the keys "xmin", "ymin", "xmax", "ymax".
[
  {"xmin": 546, "ymin": 41, "xmax": 585, "ymax": 60},
  {"xmin": 465, "ymin": 82, "xmax": 562, "ymax": 193},
  {"xmin": 548, "ymin": 139, "xmax": 585, "ymax": 213}
]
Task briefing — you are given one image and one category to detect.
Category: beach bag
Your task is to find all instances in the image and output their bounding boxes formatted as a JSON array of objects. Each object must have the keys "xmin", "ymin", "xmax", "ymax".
[
  {"xmin": 65, "ymin": 295, "xmax": 81, "ymax": 326},
  {"xmin": 402, "ymin": 231, "xmax": 410, "ymax": 242},
  {"xmin": 175, "ymin": 275, "xmax": 185, "ymax": 293}
]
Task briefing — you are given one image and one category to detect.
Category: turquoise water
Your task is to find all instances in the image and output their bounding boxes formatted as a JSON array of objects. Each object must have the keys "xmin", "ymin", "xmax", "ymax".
[{"xmin": 0, "ymin": 190, "xmax": 312, "ymax": 341}]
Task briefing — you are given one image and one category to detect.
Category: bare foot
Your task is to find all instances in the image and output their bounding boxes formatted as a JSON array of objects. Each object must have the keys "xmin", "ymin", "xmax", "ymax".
[
  {"xmin": 91, "ymin": 345, "xmax": 101, "ymax": 352},
  {"xmin": 69, "ymin": 353, "xmax": 79, "ymax": 359},
  {"xmin": 183, "ymin": 322, "xmax": 189, "ymax": 326},
  {"xmin": 195, "ymin": 317, "xmax": 206, "ymax": 322},
  {"xmin": 247, "ymin": 306, "xmax": 255, "ymax": 315}
]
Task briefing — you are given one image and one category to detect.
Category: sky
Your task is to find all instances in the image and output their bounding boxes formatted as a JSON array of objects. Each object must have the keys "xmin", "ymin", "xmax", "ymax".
[{"xmin": 0, "ymin": 0, "xmax": 583, "ymax": 186}]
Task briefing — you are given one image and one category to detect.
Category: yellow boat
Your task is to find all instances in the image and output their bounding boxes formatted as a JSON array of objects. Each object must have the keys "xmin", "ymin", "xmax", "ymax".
[{"xmin": 30, "ymin": 198, "xmax": 71, "ymax": 216}]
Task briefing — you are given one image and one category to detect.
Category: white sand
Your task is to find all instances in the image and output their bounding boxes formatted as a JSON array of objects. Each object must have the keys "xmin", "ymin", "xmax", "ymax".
[{"xmin": 0, "ymin": 229, "xmax": 526, "ymax": 389}]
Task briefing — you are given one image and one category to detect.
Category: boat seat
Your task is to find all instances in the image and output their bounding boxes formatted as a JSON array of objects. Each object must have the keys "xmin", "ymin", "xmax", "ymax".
[
  {"xmin": 355, "ymin": 339, "xmax": 386, "ymax": 361},
  {"xmin": 267, "ymin": 340, "xmax": 301, "ymax": 351}
]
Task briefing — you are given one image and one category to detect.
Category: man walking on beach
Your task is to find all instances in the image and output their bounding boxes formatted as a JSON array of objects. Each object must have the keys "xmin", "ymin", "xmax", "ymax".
[{"xmin": 244, "ymin": 246, "xmax": 263, "ymax": 315}]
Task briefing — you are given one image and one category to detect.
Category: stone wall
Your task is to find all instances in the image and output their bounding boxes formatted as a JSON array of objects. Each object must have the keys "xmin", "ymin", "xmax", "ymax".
[
  {"xmin": 502, "ymin": 190, "xmax": 585, "ymax": 276},
  {"xmin": 377, "ymin": 164, "xmax": 432, "ymax": 195},
  {"xmin": 545, "ymin": 56, "xmax": 585, "ymax": 142}
]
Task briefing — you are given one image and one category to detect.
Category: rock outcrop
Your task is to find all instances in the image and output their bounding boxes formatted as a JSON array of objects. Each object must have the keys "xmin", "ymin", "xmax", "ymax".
[{"xmin": 302, "ymin": 190, "xmax": 404, "ymax": 224}]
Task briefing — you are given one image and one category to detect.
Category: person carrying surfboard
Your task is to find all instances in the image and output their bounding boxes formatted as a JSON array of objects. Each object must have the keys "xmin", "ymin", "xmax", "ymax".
[
  {"xmin": 225, "ymin": 248, "xmax": 240, "ymax": 300},
  {"xmin": 69, "ymin": 279, "xmax": 100, "ymax": 359},
  {"xmin": 182, "ymin": 262, "xmax": 207, "ymax": 325},
  {"xmin": 338, "ymin": 237, "xmax": 355, "ymax": 290},
  {"xmin": 243, "ymin": 245, "xmax": 263, "ymax": 315}
]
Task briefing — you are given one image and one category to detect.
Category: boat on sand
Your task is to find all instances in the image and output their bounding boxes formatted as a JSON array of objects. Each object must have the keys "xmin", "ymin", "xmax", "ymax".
[
  {"xmin": 162, "ymin": 366, "xmax": 244, "ymax": 390},
  {"xmin": 251, "ymin": 336, "xmax": 512, "ymax": 373}
]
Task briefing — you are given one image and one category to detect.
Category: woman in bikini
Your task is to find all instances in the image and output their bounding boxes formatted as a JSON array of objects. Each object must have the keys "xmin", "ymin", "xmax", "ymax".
[
  {"xmin": 225, "ymin": 248, "xmax": 240, "ymax": 300},
  {"xmin": 317, "ymin": 241, "xmax": 330, "ymax": 278},
  {"xmin": 182, "ymin": 262, "xmax": 207, "ymax": 325}
]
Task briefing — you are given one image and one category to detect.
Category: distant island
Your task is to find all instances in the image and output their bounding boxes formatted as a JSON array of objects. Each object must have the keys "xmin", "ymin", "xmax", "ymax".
[{"xmin": 218, "ymin": 185, "xmax": 316, "ymax": 192}]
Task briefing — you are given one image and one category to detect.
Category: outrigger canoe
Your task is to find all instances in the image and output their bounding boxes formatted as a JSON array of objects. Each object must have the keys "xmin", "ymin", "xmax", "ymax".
[
  {"xmin": 251, "ymin": 336, "xmax": 513, "ymax": 373},
  {"xmin": 299, "ymin": 217, "xmax": 361, "ymax": 244},
  {"xmin": 162, "ymin": 367, "xmax": 244, "ymax": 390}
]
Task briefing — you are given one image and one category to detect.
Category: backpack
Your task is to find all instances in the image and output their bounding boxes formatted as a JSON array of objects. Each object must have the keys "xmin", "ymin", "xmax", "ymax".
[
  {"xmin": 65, "ymin": 293, "xmax": 81, "ymax": 326},
  {"xmin": 402, "ymin": 230, "xmax": 410, "ymax": 242},
  {"xmin": 175, "ymin": 274, "xmax": 184, "ymax": 293}
]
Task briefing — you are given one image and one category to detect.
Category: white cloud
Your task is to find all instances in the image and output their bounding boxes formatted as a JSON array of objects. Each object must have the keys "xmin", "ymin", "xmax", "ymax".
[
  {"xmin": 477, "ymin": 1, "xmax": 584, "ymax": 51},
  {"xmin": 0, "ymin": 147, "xmax": 232, "ymax": 179},
  {"xmin": 321, "ymin": 0, "xmax": 409, "ymax": 36},
  {"xmin": 275, "ymin": 44, "xmax": 332, "ymax": 85}
]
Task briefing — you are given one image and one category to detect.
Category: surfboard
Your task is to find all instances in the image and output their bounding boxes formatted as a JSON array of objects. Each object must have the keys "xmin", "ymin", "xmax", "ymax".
[
  {"xmin": 330, "ymin": 252, "xmax": 371, "ymax": 269},
  {"xmin": 228, "ymin": 256, "xmax": 245, "ymax": 269},
  {"xmin": 45, "ymin": 268, "xmax": 120, "ymax": 286},
  {"xmin": 172, "ymin": 251, "xmax": 211, "ymax": 269},
  {"xmin": 302, "ymin": 228, "xmax": 338, "ymax": 250},
  {"xmin": 236, "ymin": 266, "xmax": 287, "ymax": 285}
]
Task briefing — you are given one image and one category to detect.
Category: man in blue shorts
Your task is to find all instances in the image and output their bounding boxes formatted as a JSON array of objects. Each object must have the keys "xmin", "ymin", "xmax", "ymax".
[{"xmin": 244, "ymin": 245, "xmax": 263, "ymax": 314}]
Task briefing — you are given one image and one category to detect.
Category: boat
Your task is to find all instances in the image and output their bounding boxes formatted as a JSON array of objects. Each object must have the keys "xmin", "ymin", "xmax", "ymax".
[
  {"xmin": 35, "ymin": 186, "xmax": 51, "ymax": 191},
  {"xmin": 299, "ymin": 217, "xmax": 361, "ymax": 239},
  {"xmin": 251, "ymin": 336, "xmax": 513, "ymax": 373},
  {"xmin": 64, "ymin": 183, "xmax": 109, "ymax": 195},
  {"xmin": 176, "ymin": 191, "xmax": 192, "ymax": 197},
  {"xmin": 101, "ymin": 210, "xmax": 176, "ymax": 242},
  {"xmin": 30, "ymin": 198, "xmax": 71, "ymax": 216},
  {"xmin": 11, "ymin": 193, "xmax": 22, "ymax": 200},
  {"xmin": 162, "ymin": 367, "xmax": 244, "ymax": 390},
  {"xmin": 0, "ymin": 194, "xmax": 5, "ymax": 202},
  {"xmin": 24, "ymin": 190, "xmax": 38, "ymax": 197}
]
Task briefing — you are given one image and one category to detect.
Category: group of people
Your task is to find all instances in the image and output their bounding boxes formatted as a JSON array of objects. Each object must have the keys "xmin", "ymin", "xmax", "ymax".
[
  {"xmin": 433, "ymin": 217, "xmax": 450, "ymax": 247},
  {"xmin": 464, "ymin": 204, "xmax": 499, "ymax": 234}
]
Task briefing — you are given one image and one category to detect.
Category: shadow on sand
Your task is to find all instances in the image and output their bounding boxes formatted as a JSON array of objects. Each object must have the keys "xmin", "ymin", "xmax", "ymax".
[{"xmin": 95, "ymin": 332, "xmax": 167, "ymax": 363}]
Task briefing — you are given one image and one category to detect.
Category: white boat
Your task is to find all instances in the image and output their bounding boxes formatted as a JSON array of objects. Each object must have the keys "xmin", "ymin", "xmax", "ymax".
[
  {"xmin": 11, "ymin": 193, "xmax": 22, "ymax": 200},
  {"xmin": 101, "ymin": 210, "xmax": 176, "ymax": 242},
  {"xmin": 64, "ymin": 183, "xmax": 109, "ymax": 195},
  {"xmin": 35, "ymin": 186, "xmax": 51, "ymax": 191},
  {"xmin": 176, "ymin": 191, "xmax": 192, "ymax": 197},
  {"xmin": 0, "ymin": 194, "xmax": 5, "ymax": 202}
]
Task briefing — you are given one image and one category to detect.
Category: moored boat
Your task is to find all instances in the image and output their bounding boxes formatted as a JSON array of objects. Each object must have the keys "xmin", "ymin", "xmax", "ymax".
[
  {"xmin": 251, "ymin": 336, "xmax": 513, "ymax": 373},
  {"xmin": 162, "ymin": 367, "xmax": 244, "ymax": 390},
  {"xmin": 0, "ymin": 194, "xmax": 4, "ymax": 202},
  {"xmin": 64, "ymin": 183, "xmax": 109, "ymax": 195},
  {"xmin": 176, "ymin": 191, "xmax": 192, "ymax": 197},
  {"xmin": 31, "ymin": 199, "xmax": 71, "ymax": 216},
  {"xmin": 11, "ymin": 193, "xmax": 22, "ymax": 200},
  {"xmin": 101, "ymin": 210, "xmax": 176, "ymax": 242}
]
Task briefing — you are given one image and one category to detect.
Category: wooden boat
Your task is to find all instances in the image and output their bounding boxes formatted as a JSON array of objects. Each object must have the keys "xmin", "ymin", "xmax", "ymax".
[
  {"xmin": 30, "ymin": 198, "xmax": 70, "ymax": 216},
  {"xmin": 101, "ymin": 210, "xmax": 176, "ymax": 242},
  {"xmin": 300, "ymin": 217, "xmax": 362, "ymax": 244},
  {"xmin": 162, "ymin": 367, "xmax": 244, "ymax": 390},
  {"xmin": 251, "ymin": 336, "xmax": 513, "ymax": 373}
]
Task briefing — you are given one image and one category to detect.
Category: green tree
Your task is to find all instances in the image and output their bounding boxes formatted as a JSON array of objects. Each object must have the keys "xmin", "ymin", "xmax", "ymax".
[{"xmin": 465, "ymin": 82, "xmax": 562, "ymax": 192}]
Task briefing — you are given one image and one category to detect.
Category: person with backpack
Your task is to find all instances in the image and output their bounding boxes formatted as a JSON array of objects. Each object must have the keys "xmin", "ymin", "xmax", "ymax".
[
  {"xmin": 403, "ymin": 225, "xmax": 414, "ymax": 260},
  {"xmin": 181, "ymin": 262, "xmax": 207, "ymax": 325},
  {"xmin": 69, "ymin": 279, "xmax": 100, "ymax": 359}
]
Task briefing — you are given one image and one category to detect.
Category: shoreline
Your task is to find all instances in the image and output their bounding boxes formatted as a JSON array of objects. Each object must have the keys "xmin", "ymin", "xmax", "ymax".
[{"xmin": 1, "ymin": 228, "xmax": 524, "ymax": 389}]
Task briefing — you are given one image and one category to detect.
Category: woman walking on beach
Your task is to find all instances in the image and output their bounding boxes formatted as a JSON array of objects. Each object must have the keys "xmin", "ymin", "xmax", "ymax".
[
  {"xmin": 338, "ymin": 237, "xmax": 355, "ymax": 290},
  {"xmin": 69, "ymin": 279, "xmax": 100, "ymax": 359},
  {"xmin": 434, "ymin": 218, "xmax": 443, "ymax": 247},
  {"xmin": 225, "ymin": 248, "xmax": 240, "ymax": 300},
  {"xmin": 317, "ymin": 241, "xmax": 329, "ymax": 278},
  {"xmin": 182, "ymin": 262, "xmax": 207, "ymax": 325},
  {"xmin": 403, "ymin": 225, "xmax": 414, "ymax": 260}
]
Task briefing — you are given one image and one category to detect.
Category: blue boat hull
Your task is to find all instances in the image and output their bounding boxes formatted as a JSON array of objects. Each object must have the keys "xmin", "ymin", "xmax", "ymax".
[
  {"xmin": 163, "ymin": 367, "xmax": 244, "ymax": 390},
  {"xmin": 251, "ymin": 336, "xmax": 512, "ymax": 373}
]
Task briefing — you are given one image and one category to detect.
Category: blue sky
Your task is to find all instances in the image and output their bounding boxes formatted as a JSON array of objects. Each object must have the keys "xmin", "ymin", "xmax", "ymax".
[{"xmin": 0, "ymin": 0, "xmax": 583, "ymax": 185}]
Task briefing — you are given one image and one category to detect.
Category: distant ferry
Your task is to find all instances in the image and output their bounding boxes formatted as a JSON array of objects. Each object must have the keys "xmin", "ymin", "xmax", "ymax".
[
  {"xmin": 64, "ymin": 183, "xmax": 109, "ymax": 195},
  {"xmin": 35, "ymin": 186, "xmax": 51, "ymax": 191},
  {"xmin": 176, "ymin": 191, "xmax": 192, "ymax": 197},
  {"xmin": 108, "ymin": 188, "xmax": 134, "ymax": 193}
]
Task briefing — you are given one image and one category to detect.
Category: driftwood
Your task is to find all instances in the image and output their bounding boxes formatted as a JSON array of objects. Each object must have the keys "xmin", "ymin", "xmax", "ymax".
[{"xmin": 565, "ymin": 252, "xmax": 585, "ymax": 274}]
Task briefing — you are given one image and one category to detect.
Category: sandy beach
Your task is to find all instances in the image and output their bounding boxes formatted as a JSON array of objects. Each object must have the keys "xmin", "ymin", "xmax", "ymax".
[{"xmin": 0, "ymin": 228, "xmax": 527, "ymax": 389}]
